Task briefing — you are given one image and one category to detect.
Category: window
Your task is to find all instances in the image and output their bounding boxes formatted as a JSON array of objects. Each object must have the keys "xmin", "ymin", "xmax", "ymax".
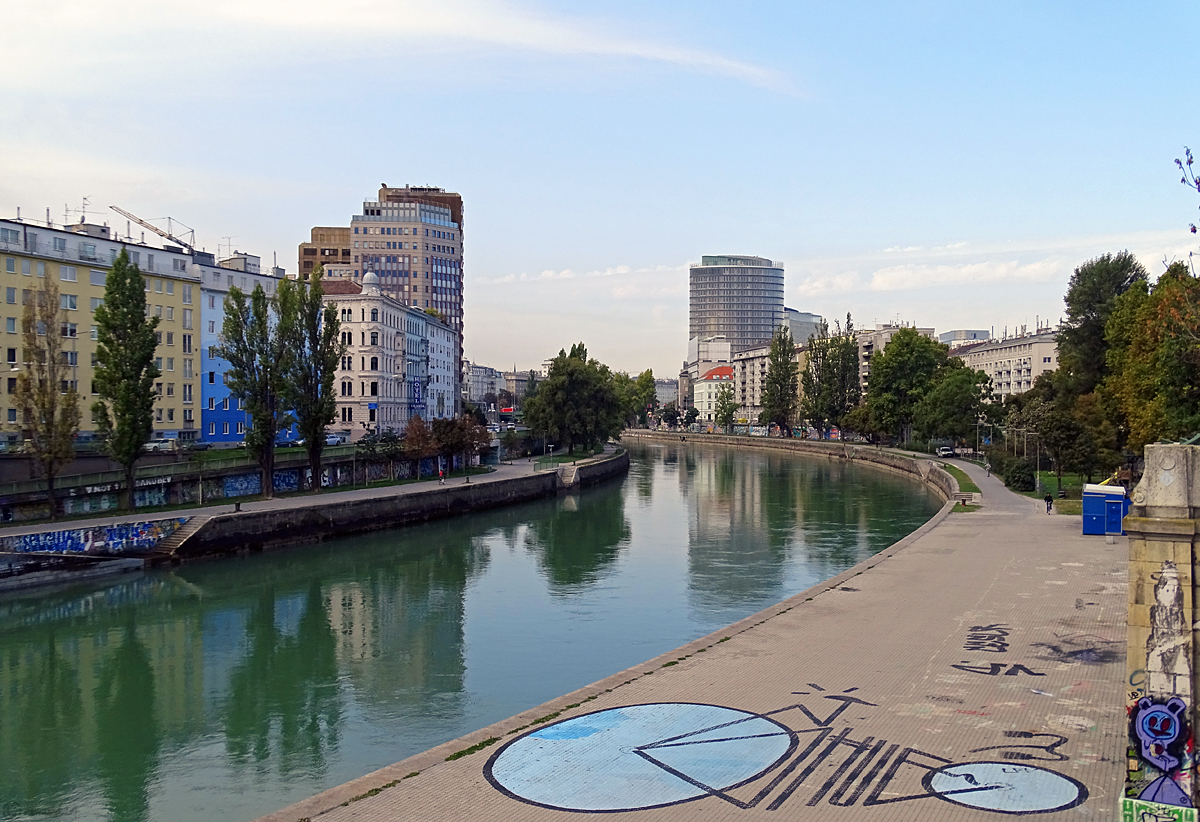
[
  {"xmin": 341, "ymin": 406, "xmax": 352, "ymax": 422},
  {"xmin": 80, "ymin": 243, "xmax": 96, "ymax": 260},
  {"xmin": 370, "ymin": 381, "xmax": 378, "ymax": 396},
  {"xmin": 209, "ymin": 423, "xmax": 216, "ymax": 436},
  {"xmin": 155, "ymin": 382, "xmax": 163, "ymax": 396},
  {"xmin": 166, "ymin": 357, "xmax": 174, "ymax": 371},
  {"xmin": 208, "ymin": 371, "xmax": 214, "ymax": 384},
  {"xmin": 182, "ymin": 309, "xmax": 192, "ymax": 329},
  {"xmin": 182, "ymin": 284, "xmax": 192, "ymax": 304},
  {"xmin": 0, "ymin": 228, "xmax": 18, "ymax": 244},
  {"xmin": 207, "ymin": 346, "xmax": 215, "ymax": 359},
  {"xmin": 4, "ymin": 318, "xmax": 13, "ymax": 334},
  {"xmin": 21, "ymin": 260, "xmax": 31, "ymax": 276},
  {"xmin": 370, "ymin": 356, "xmax": 378, "ymax": 370},
  {"xmin": 183, "ymin": 359, "xmax": 193, "ymax": 379},
  {"xmin": 155, "ymin": 357, "xmax": 163, "ymax": 370},
  {"xmin": 154, "ymin": 305, "xmax": 163, "ymax": 318},
  {"xmin": 166, "ymin": 332, "xmax": 173, "ymax": 346},
  {"xmin": 61, "ymin": 323, "xmax": 77, "ymax": 338},
  {"xmin": 208, "ymin": 320, "xmax": 215, "ymax": 333},
  {"xmin": 89, "ymin": 269, "xmax": 105, "ymax": 286},
  {"xmin": 370, "ymin": 331, "xmax": 379, "ymax": 346},
  {"xmin": 222, "ymin": 397, "xmax": 229, "ymax": 411},
  {"xmin": 155, "ymin": 331, "xmax": 162, "ymax": 344},
  {"xmin": 371, "ymin": 309, "xmax": 379, "ymax": 321},
  {"xmin": 5, "ymin": 349, "xmax": 14, "ymax": 364},
  {"xmin": 5, "ymin": 409, "xmax": 13, "ymax": 423},
  {"xmin": 182, "ymin": 334, "xmax": 192, "ymax": 353},
  {"xmin": 166, "ymin": 307, "xmax": 174, "ymax": 321},
  {"xmin": 61, "ymin": 351, "xmax": 78, "ymax": 366},
  {"xmin": 236, "ymin": 422, "xmax": 244, "ymax": 434},
  {"xmin": 156, "ymin": 408, "xmax": 163, "ymax": 422},
  {"xmin": 4, "ymin": 288, "xmax": 12, "ymax": 305},
  {"xmin": 57, "ymin": 265, "xmax": 77, "ymax": 282},
  {"xmin": 166, "ymin": 383, "xmax": 175, "ymax": 397},
  {"xmin": 5, "ymin": 377, "xmax": 13, "ymax": 393},
  {"xmin": 183, "ymin": 384, "xmax": 192, "ymax": 402},
  {"xmin": 60, "ymin": 294, "xmax": 77, "ymax": 310},
  {"xmin": 90, "ymin": 326, "xmax": 97, "ymax": 340},
  {"xmin": 208, "ymin": 397, "xmax": 215, "ymax": 410},
  {"xmin": 90, "ymin": 297, "xmax": 103, "ymax": 311},
  {"xmin": 173, "ymin": 259, "xmax": 186, "ymax": 272}
]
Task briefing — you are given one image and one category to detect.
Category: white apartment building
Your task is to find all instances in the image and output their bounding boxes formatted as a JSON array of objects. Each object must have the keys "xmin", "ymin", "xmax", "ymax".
[
  {"xmin": 954, "ymin": 329, "xmax": 1059, "ymax": 399},
  {"xmin": 323, "ymin": 272, "xmax": 455, "ymax": 441},
  {"xmin": 693, "ymin": 365, "xmax": 734, "ymax": 423}
]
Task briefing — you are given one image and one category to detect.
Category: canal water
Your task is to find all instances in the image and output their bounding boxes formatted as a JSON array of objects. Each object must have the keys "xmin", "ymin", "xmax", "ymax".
[{"xmin": 0, "ymin": 442, "xmax": 941, "ymax": 822}]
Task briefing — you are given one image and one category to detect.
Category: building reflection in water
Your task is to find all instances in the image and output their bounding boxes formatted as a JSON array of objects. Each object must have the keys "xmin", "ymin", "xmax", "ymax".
[{"xmin": 524, "ymin": 482, "xmax": 631, "ymax": 589}]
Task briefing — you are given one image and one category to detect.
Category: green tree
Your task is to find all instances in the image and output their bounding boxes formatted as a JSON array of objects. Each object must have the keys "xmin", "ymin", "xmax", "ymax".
[
  {"xmin": 13, "ymin": 278, "xmax": 81, "ymax": 519},
  {"xmin": 913, "ymin": 365, "xmax": 991, "ymax": 443},
  {"xmin": 523, "ymin": 343, "xmax": 622, "ymax": 453},
  {"xmin": 713, "ymin": 382, "xmax": 739, "ymax": 433},
  {"xmin": 661, "ymin": 401, "xmax": 679, "ymax": 427},
  {"xmin": 277, "ymin": 267, "xmax": 345, "ymax": 492},
  {"xmin": 799, "ymin": 315, "xmax": 860, "ymax": 438},
  {"xmin": 864, "ymin": 327, "xmax": 947, "ymax": 443},
  {"xmin": 92, "ymin": 248, "xmax": 159, "ymax": 510},
  {"xmin": 217, "ymin": 284, "xmax": 290, "ymax": 499},
  {"xmin": 1058, "ymin": 251, "xmax": 1148, "ymax": 396},
  {"xmin": 632, "ymin": 369, "xmax": 658, "ymax": 426},
  {"xmin": 759, "ymin": 326, "xmax": 798, "ymax": 435},
  {"xmin": 684, "ymin": 406, "xmax": 700, "ymax": 426},
  {"xmin": 1107, "ymin": 262, "xmax": 1200, "ymax": 448},
  {"xmin": 402, "ymin": 414, "xmax": 437, "ymax": 476},
  {"xmin": 500, "ymin": 428, "xmax": 520, "ymax": 462}
]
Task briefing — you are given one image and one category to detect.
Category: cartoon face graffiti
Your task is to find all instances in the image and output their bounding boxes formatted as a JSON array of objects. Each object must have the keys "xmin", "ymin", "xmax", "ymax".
[{"xmin": 1135, "ymin": 696, "xmax": 1187, "ymax": 772}]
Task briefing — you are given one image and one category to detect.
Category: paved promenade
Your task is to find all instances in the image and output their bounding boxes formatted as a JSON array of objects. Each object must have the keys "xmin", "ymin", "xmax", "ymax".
[{"xmin": 259, "ymin": 458, "xmax": 1127, "ymax": 822}]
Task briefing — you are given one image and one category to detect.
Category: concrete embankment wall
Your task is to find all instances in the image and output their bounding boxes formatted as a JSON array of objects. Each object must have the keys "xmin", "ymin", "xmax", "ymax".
[
  {"xmin": 622, "ymin": 431, "xmax": 956, "ymax": 502},
  {"xmin": 179, "ymin": 449, "xmax": 631, "ymax": 559}
]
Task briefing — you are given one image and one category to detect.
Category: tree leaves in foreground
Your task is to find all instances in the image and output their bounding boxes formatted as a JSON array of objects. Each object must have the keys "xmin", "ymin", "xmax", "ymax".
[
  {"xmin": 13, "ymin": 277, "xmax": 81, "ymax": 519},
  {"xmin": 92, "ymin": 248, "xmax": 159, "ymax": 510}
]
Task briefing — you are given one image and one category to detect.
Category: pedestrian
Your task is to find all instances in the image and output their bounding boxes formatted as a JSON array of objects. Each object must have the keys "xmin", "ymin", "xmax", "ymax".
[
  {"xmin": 1043, "ymin": 492, "xmax": 1053, "ymax": 514},
  {"xmin": 984, "ymin": 462, "xmax": 991, "ymax": 477},
  {"xmin": 439, "ymin": 468, "xmax": 445, "ymax": 485}
]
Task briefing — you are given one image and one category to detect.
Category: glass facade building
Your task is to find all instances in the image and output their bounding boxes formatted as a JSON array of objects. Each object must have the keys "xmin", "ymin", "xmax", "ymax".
[{"xmin": 689, "ymin": 255, "xmax": 785, "ymax": 352}]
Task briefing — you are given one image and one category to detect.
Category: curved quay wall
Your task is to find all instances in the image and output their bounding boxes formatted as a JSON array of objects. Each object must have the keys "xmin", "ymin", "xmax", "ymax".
[
  {"xmin": 178, "ymin": 449, "xmax": 631, "ymax": 560},
  {"xmin": 256, "ymin": 433, "xmax": 959, "ymax": 822}
]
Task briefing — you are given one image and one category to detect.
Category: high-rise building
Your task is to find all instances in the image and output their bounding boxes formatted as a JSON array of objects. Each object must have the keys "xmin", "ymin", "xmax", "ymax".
[
  {"xmin": 689, "ymin": 255, "xmax": 784, "ymax": 353},
  {"xmin": 299, "ymin": 184, "xmax": 464, "ymax": 414}
]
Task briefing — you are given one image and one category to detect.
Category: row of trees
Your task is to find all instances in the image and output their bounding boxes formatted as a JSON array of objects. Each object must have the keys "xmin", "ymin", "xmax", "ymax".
[{"xmin": 356, "ymin": 414, "xmax": 491, "ymax": 478}]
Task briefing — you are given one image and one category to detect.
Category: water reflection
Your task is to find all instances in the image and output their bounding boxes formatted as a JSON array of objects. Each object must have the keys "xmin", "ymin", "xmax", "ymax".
[{"xmin": 526, "ymin": 483, "xmax": 631, "ymax": 588}]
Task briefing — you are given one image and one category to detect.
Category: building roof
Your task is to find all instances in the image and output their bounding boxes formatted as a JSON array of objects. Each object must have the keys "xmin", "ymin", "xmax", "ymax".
[
  {"xmin": 700, "ymin": 366, "xmax": 734, "ymax": 380},
  {"xmin": 321, "ymin": 279, "xmax": 362, "ymax": 295}
]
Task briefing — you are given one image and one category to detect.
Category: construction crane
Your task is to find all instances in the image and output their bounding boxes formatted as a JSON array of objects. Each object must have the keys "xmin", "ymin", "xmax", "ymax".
[{"xmin": 108, "ymin": 205, "xmax": 196, "ymax": 253}]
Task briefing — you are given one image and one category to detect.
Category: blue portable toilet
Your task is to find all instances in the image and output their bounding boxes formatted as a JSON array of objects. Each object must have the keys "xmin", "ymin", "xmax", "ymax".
[{"xmin": 1082, "ymin": 483, "xmax": 1130, "ymax": 535}]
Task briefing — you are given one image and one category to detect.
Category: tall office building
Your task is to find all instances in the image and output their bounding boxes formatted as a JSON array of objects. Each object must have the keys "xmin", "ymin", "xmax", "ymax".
[
  {"xmin": 300, "ymin": 184, "xmax": 464, "ymax": 414},
  {"xmin": 689, "ymin": 255, "xmax": 785, "ymax": 352}
]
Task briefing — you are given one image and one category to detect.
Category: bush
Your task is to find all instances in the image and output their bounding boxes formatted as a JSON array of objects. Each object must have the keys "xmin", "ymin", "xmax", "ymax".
[{"xmin": 1004, "ymin": 457, "xmax": 1036, "ymax": 491}]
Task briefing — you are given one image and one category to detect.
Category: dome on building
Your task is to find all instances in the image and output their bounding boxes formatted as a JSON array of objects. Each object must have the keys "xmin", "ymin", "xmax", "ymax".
[{"xmin": 362, "ymin": 270, "xmax": 381, "ymax": 295}]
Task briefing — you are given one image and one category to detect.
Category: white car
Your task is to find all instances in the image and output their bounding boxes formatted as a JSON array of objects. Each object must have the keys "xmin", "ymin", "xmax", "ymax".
[
  {"xmin": 936, "ymin": 446, "xmax": 954, "ymax": 458},
  {"xmin": 143, "ymin": 438, "xmax": 177, "ymax": 452}
]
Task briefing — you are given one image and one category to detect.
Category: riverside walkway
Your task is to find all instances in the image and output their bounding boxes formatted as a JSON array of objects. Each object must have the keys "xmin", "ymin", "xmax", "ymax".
[{"xmin": 258, "ymin": 457, "xmax": 1127, "ymax": 822}]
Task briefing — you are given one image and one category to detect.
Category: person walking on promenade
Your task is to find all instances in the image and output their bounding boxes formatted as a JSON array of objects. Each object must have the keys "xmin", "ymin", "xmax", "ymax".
[
  {"xmin": 1044, "ymin": 492, "xmax": 1053, "ymax": 514},
  {"xmin": 985, "ymin": 462, "xmax": 991, "ymax": 477},
  {"xmin": 439, "ymin": 467, "xmax": 445, "ymax": 485}
]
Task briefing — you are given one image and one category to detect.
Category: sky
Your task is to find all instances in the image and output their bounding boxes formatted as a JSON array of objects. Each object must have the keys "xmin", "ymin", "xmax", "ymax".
[{"xmin": 2, "ymin": 0, "xmax": 1199, "ymax": 379}]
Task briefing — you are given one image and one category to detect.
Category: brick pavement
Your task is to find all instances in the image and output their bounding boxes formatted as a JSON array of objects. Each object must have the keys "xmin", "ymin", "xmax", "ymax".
[{"xmin": 258, "ymin": 458, "xmax": 1127, "ymax": 822}]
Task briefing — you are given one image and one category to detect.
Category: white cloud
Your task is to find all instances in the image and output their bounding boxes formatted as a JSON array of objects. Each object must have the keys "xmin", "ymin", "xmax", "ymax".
[
  {"xmin": 867, "ymin": 257, "xmax": 1063, "ymax": 291},
  {"xmin": 5, "ymin": 0, "xmax": 789, "ymax": 91}
]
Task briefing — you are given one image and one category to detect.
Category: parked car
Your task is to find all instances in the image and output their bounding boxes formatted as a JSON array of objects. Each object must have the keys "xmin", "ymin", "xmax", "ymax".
[
  {"xmin": 324, "ymin": 433, "xmax": 346, "ymax": 446},
  {"xmin": 183, "ymin": 440, "xmax": 211, "ymax": 451},
  {"xmin": 142, "ymin": 438, "xmax": 177, "ymax": 452},
  {"xmin": 936, "ymin": 446, "xmax": 954, "ymax": 458}
]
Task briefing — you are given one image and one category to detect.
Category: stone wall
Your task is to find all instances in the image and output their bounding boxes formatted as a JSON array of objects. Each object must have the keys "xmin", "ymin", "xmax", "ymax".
[
  {"xmin": 621, "ymin": 432, "xmax": 956, "ymax": 502},
  {"xmin": 179, "ymin": 472, "xmax": 561, "ymax": 558},
  {"xmin": 1123, "ymin": 443, "xmax": 1200, "ymax": 820}
]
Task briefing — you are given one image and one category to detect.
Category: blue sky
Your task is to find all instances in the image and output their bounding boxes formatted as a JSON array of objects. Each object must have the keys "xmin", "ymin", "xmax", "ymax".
[{"xmin": 2, "ymin": 0, "xmax": 1198, "ymax": 378}]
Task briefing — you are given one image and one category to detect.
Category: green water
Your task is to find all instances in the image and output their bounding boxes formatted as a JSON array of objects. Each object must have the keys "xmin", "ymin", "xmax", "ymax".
[{"xmin": 0, "ymin": 442, "xmax": 941, "ymax": 822}]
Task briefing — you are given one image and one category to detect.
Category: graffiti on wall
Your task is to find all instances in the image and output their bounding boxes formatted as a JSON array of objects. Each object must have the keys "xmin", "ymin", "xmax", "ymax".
[
  {"xmin": 0, "ymin": 518, "xmax": 188, "ymax": 554},
  {"xmin": 223, "ymin": 473, "xmax": 261, "ymax": 498},
  {"xmin": 1124, "ymin": 559, "xmax": 1197, "ymax": 822},
  {"xmin": 273, "ymin": 470, "xmax": 298, "ymax": 493}
]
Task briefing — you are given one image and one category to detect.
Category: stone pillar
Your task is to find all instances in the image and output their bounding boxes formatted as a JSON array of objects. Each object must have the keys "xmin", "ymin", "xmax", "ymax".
[{"xmin": 1124, "ymin": 443, "xmax": 1200, "ymax": 820}]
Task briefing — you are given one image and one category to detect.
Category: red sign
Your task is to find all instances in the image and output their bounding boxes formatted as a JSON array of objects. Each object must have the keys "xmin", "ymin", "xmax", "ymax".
[{"xmin": 501, "ymin": 407, "xmax": 514, "ymax": 413}]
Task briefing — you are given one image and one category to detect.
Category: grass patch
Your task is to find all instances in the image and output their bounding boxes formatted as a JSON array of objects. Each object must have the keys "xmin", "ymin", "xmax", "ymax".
[
  {"xmin": 941, "ymin": 463, "xmax": 981, "ymax": 494},
  {"xmin": 661, "ymin": 661, "xmax": 678, "ymax": 667},
  {"xmin": 445, "ymin": 737, "xmax": 500, "ymax": 761},
  {"xmin": 1053, "ymin": 499, "xmax": 1083, "ymax": 516},
  {"xmin": 951, "ymin": 504, "xmax": 982, "ymax": 513}
]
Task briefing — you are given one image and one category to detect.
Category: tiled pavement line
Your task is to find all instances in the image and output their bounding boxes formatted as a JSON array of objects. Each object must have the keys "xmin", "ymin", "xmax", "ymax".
[{"xmin": 257, "ymin": 457, "xmax": 1127, "ymax": 822}]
